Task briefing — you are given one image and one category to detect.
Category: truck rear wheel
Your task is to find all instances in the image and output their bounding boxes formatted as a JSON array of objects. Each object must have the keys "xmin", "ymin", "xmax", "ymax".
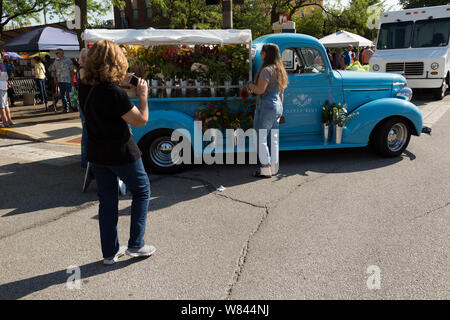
[
  {"xmin": 371, "ymin": 117, "xmax": 411, "ymax": 157},
  {"xmin": 139, "ymin": 129, "xmax": 188, "ymax": 174}
]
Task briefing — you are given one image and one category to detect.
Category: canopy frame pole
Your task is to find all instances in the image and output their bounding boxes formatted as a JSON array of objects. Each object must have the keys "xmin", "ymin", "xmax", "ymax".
[{"xmin": 248, "ymin": 44, "xmax": 252, "ymax": 83}]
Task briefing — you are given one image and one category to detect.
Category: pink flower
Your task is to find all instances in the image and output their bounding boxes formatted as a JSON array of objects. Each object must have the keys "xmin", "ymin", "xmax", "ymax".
[
  {"xmin": 216, "ymin": 112, "xmax": 221, "ymax": 116},
  {"xmin": 205, "ymin": 117, "xmax": 212, "ymax": 123}
]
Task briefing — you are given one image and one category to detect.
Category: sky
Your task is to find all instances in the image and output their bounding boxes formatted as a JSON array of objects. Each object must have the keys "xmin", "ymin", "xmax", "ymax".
[{"xmin": 24, "ymin": 0, "xmax": 402, "ymax": 28}]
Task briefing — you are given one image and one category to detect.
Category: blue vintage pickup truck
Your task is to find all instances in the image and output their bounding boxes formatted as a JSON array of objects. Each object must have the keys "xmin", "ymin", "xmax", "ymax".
[{"xmin": 126, "ymin": 33, "xmax": 425, "ymax": 173}]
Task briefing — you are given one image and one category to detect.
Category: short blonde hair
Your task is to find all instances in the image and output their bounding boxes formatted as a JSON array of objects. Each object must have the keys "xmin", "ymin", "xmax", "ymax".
[{"xmin": 83, "ymin": 40, "xmax": 128, "ymax": 86}]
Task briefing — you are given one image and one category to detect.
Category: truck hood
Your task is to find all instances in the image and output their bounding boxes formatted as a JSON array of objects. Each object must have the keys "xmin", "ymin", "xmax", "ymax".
[
  {"xmin": 336, "ymin": 70, "xmax": 406, "ymax": 86},
  {"xmin": 371, "ymin": 47, "xmax": 448, "ymax": 62},
  {"xmin": 336, "ymin": 71, "xmax": 406, "ymax": 111}
]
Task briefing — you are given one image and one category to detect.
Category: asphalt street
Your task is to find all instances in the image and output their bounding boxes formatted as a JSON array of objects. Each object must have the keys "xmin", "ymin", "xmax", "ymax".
[{"xmin": 0, "ymin": 93, "xmax": 449, "ymax": 299}]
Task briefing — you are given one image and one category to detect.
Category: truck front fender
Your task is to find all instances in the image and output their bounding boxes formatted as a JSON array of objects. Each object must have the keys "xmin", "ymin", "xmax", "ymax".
[{"xmin": 343, "ymin": 98, "xmax": 423, "ymax": 144}]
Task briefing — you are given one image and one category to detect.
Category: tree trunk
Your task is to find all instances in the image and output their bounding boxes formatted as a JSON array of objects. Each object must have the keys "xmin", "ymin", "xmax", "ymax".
[{"xmin": 75, "ymin": 0, "xmax": 88, "ymax": 49}]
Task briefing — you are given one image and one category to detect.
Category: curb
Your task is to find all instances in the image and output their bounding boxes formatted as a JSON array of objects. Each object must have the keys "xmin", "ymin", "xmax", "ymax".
[
  {"xmin": 0, "ymin": 127, "xmax": 81, "ymax": 146},
  {"xmin": 0, "ymin": 127, "xmax": 41, "ymax": 142}
]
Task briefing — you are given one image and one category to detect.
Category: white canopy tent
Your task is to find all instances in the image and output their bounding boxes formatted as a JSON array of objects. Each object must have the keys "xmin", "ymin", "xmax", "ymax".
[
  {"xmin": 319, "ymin": 30, "xmax": 373, "ymax": 48},
  {"xmin": 81, "ymin": 29, "xmax": 252, "ymax": 46}
]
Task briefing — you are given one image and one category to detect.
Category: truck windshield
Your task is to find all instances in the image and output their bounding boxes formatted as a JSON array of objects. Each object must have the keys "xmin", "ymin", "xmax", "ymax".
[
  {"xmin": 377, "ymin": 21, "xmax": 413, "ymax": 49},
  {"xmin": 412, "ymin": 18, "xmax": 450, "ymax": 48}
]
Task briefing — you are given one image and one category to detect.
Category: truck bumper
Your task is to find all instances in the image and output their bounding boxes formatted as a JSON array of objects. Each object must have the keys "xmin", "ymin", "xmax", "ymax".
[{"xmin": 406, "ymin": 78, "xmax": 444, "ymax": 89}]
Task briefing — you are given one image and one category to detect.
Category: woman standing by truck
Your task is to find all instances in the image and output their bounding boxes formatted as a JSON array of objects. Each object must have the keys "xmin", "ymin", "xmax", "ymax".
[{"xmin": 248, "ymin": 43, "xmax": 288, "ymax": 178}]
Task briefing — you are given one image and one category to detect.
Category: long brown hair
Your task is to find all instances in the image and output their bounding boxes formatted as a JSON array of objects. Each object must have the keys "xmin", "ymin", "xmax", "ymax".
[
  {"xmin": 83, "ymin": 40, "xmax": 128, "ymax": 86},
  {"xmin": 255, "ymin": 43, "xmax": 288, "ymax": 91}
]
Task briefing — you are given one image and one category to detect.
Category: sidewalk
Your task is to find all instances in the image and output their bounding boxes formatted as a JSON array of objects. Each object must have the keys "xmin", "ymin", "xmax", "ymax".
[{"xmin": 0, "ymin": 100, "xmax": 82, "ymax": 146}]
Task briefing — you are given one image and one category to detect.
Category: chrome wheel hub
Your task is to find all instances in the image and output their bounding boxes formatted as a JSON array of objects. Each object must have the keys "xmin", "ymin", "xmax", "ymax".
[
  {"xmin": 387, "ymin": 123, "xmax": 408, "ymax": 152},
  {"xmin": 149, "ymin": 137, "xmax": 180, "ymax": 168}
]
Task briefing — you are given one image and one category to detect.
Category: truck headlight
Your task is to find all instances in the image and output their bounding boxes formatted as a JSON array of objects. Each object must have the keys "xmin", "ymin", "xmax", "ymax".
[
  {"xmin": 431, "ymin": 62, "xmax": 439, "ymax": 70},
  {"xmin": 373, "ymin": 64, "xmax": 380, "ymax": 71},
  {"xmin": 396, "ymin": 87, "xmax": 413, "ymax": 101}
]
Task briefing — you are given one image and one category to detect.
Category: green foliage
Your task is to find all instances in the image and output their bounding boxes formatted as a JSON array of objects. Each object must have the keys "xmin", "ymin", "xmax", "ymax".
[
  {"xmin": 399, "ymin": 0, "xmax": 449, "ymax": 9},
  {"xmin": 1, "ymin": 0, "xmax": 112, "ymax": 33}
]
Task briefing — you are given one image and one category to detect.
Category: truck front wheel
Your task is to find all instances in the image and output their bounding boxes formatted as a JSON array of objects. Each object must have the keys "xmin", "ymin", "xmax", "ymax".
[
  {"xmin": 433, "ymin": 80, "xmax": 447, "ymax": 101},
  {"xmin": 139, "ymin": 129, "xmax": 188, "ymax": 174},
  {"xmin": 371, "ymin": 117, "xmax": 411, "ymax": 157}
]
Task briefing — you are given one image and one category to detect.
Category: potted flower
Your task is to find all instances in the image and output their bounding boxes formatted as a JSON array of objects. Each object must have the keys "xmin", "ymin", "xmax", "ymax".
[{"xmin": 332, "ymin": 103, "xmax": 359, "ymax": 144}]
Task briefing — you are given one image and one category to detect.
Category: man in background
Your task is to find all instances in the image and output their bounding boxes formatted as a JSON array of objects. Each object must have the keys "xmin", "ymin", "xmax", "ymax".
[
  {"xmin": 49, "ymin": 49, "xmax": 76, "ymax": 113},
  {"xmin": 342, "ymin": 44, "xmax": 354, "ymax": 68},
  {"xmin": 361, "ymin": 46, "xmax": 374, "ymax": 65}
]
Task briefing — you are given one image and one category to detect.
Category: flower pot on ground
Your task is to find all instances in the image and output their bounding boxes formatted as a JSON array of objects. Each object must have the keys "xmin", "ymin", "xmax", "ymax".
[
  {"xmin": 194, "ymin": 79, "xmax": 202, "ymax": 97},
  {"xmin": 181, "ymin": 79, "xmax": 188, "ymax": 97},
  {"xmin": 224, "ymin": 80, "xmax": 232, "ymax": 96}
]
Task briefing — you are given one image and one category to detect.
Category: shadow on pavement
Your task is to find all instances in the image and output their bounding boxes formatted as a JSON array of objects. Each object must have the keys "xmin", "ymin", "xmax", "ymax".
[
  {"xmin": 0, "ymin": 157, "xmax": 96, "ymax": 217},
  {"xmin": 0, "ymin": 257, "xmax": 148, "ymax": 300}
]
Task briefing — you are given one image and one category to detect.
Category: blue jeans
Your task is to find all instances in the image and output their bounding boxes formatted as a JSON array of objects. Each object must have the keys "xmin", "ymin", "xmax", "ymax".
[
  {"xmin": 253, "ymin": 91, "xmax": 283, "ymax": 173},
  {"xmin": 58, "ymin": 82, "xmax": 72, "ymax": 111},
  {"xmin": 78, "ymin": 104, "xmax": 88, "ymax": 168},
  {"xmin": 35, "ymin": 79, "xmax": 47, "ymax": 103},
  {"xmin": 91, "ymin": 158, "xmax": 151, "ymax": 259}
]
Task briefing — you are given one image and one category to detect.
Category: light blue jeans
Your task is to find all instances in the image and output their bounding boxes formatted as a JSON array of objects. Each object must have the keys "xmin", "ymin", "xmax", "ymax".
[{"xmin": 253, "ymin": 90, "xmax": 283, "ymax": 174}]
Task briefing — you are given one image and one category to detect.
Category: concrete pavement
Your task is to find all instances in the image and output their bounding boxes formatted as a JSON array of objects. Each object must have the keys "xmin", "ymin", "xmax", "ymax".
[
  {"xmin": 0, "ymin": 93, "xmax": 449, "ymax": 300},
  {"xmin": 0, "ymin": 100, "xmax": 82, "ymax": 146}
]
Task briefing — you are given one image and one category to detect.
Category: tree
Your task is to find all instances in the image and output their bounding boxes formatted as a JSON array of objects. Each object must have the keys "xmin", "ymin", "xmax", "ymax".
[
  {"xmin": 164, "ymin": 0, "xmax": 222, "ymax": 29},
  {"xmin": 1, "ymin": 0, "xmax": 113, "ymax": 41},
  {"xmin": 399, "ymin": 0, "xmax": 449, "ymax": 9},
  {"xmin": 233, "ymin": 0, "xmax": 272, "ymax": 38}
]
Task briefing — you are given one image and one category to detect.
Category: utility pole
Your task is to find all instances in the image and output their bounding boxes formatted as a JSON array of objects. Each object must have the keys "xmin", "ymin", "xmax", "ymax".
[{"xmin": 222, "ymin": 0, "xmax": 233, "ymax": 29}]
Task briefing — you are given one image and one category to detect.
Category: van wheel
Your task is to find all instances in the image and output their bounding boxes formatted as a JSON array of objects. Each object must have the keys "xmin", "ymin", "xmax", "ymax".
[
  {"xmin": 372, "ymin": 117, "xmax": 411, "ymax": 157},
  {"xmin": 433, "ymin": 81, "xmax": 447, "ymax": 100},
  {"xmin": 139, "ymin": 129, "xmax": 188, "ymax": 174}
]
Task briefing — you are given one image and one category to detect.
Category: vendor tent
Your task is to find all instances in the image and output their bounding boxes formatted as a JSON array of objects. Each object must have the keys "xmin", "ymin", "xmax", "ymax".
[
  {"xmin": 319, "ymin": 31, "xmax": 373, "ymax": 48},
  {"xmin": 82, "ymin": 29, "xmax": 253, "ymax": 46},
  {"xmin": 3, "ymin": 27, "xmax": 79, "ymax": 52},
  {"xmin": 3, "ymin": 52, "xmax": 23, "ymax": 60}
]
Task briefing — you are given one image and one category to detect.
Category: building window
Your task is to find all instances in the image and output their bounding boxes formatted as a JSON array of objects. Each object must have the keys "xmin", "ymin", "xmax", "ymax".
[
  {"xmin": 131, "ymin": 0, "xmax": 139, "ymax": 20},
  {"xmin": 145, "ymin": 0, "xmax": 152, "ymax": 19}
]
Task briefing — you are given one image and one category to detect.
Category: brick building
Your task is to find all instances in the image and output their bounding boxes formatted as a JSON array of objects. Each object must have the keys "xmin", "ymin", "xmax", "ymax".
[{"xmin": 114, "ymin": 0, "xmax": 171, "ymax": 29}]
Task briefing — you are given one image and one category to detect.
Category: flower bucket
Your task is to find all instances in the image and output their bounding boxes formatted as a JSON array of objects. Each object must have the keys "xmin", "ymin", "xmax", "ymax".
[
  {"xmin": 224, "ymin": 80, "xmax": 232, "ymax": 96},
  {"xmin": 238, "ymin": 80, "xmax": 244, "ymax": 96},
  {"xmin": 181, "ymin": 79, "xmax": 188, "ymax": 97},
  {"xmin": 151, "ymin": 79, "xmax": 158, "ymax": 98},
  {"xmin": 323, "ymin": 123, "xmax": 330, "ymax": 143},
  {"xmin": 335, "ymin": 125, "xmax": 343, "ymax": 144},
  {"xmin": 195, "ymin": 80, "xmax": 202, "ymax": 97},
  {"xmin": 165, "ymin": 79, "xmax": 173, "ymax": 98},
  {"xmin": 210, "ymin": 80, "xmax": 216, "ymax": 97}
]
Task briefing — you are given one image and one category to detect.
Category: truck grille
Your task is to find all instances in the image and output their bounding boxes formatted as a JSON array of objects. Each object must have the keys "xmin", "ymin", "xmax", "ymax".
[{"xmin": 386, "ymin": 62, "xmax": 424, "ymax": 76}]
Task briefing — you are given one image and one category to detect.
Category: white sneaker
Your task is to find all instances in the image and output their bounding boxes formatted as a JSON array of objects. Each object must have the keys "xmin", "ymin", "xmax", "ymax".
[
  {"xmin": 103, "ymin": 246, "xmax": 127, "ymax": 265},
  {"xmin": 126, "ymin": 245, "xmax": 156, "ymax": 258}
]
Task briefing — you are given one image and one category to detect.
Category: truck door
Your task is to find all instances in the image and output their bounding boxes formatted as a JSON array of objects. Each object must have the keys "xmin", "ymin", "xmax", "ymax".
[{"xmin": 281, "ymin": 46, "xmax": 334, "ymax": 137}]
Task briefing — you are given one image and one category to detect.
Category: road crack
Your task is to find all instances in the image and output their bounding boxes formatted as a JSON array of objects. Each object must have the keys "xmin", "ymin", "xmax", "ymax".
[
  {"xmin": 224, "ymin": 205, "xmax": 269, "ymax": 300},
  {"xmin": 413, "ymin": 201, "xmax": 450, "ymax": 220}
]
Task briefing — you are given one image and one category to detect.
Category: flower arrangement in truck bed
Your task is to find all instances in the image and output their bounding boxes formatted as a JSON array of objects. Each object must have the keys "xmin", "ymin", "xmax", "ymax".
[{"xmin": 124, "ymin": 44, "xmax": 250, "ymax": 97}]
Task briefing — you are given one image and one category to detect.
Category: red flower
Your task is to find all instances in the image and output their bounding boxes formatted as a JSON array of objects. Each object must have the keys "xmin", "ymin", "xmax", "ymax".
[{"xmin": 240, "ymin": 89, "xmax": 249, "ymax": 100}]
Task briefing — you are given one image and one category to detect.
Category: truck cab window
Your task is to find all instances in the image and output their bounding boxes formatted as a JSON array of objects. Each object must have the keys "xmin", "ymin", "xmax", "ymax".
[
  {"xmin": 412, "ymin": 18, "xmax": 450, "ymax": 48},
  {"xmin": 282, "ymin": 47, "xmax": 326, "ymax": 75}
]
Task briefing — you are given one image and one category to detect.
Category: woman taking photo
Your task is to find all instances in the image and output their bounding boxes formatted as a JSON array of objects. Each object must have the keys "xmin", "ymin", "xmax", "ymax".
[
  {"xmin": 79, "ymin": 40, "xmax": 155, "ymax": 265},
  {"xmin": 248, "ymin": 43, "xmax": 288, "ymax": 178}
]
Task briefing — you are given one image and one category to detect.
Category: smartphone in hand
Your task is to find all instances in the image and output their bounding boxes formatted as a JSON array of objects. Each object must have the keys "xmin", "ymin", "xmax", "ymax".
[{"xmin": 129, "ymin": 75, "xmax": 139, "ymax": 86}]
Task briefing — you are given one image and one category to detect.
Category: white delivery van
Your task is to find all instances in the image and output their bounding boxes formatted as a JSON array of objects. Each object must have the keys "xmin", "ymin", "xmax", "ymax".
[{"xmin": 370, "ymin": 5, "xmax": 450, "ymax": 100}]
